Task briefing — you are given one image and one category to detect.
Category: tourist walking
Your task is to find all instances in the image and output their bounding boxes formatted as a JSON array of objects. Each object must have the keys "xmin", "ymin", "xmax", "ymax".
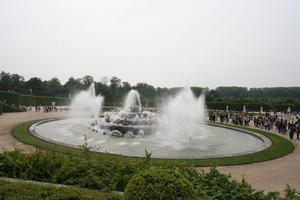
[{"xmin": 289, "ymin": 123, "xmax": 296, "ymax": 140}]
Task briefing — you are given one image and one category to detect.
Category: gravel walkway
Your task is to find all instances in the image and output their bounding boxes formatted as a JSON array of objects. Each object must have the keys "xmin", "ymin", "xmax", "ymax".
[
  {"xmin": 0, "ymin": 112, "xmax": 66, "ymax": 153},
  {"xmin": 0, "ymin": 112, "xmax": 299, "ymax": 193},
  {"xmin": 197, "ymin": 127, "xmax": 300, "ymax": 194}
]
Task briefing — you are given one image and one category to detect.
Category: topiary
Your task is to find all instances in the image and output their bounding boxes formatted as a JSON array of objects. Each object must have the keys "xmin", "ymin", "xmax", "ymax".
[{"xmin": 123, "ymin": 168, "xmax": 197, "ymax": 200}]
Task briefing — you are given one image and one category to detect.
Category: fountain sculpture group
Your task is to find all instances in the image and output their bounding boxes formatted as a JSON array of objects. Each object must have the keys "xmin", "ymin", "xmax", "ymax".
[{"xmin": 70, "ymin": 83, "xmax": 205, "ymax": 140}]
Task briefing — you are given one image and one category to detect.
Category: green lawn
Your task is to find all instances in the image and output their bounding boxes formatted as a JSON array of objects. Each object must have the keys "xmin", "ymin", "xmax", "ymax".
[{"xmin": 12, "ymin": 120, "xmax": 295, "ymax": 167}]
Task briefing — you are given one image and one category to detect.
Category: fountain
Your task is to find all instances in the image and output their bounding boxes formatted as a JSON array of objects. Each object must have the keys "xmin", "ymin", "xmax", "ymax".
[
  {"xmin": 68, "ymin": 83, "xmax": 104, "ymax": 119},
  {"xmin": 31, "ymin": 85, "xmax": 270, "ymax": 159},
  {"xmin": 124, "ymin": 90, "xmax": 142, "ymax": 113},
  {"xmin": 95, "ymin": 89, "xmax": 158, "ymax": 136},
  {"xmin": 156, "ymin": 87, "xmax": 205, "ymax": 146}
]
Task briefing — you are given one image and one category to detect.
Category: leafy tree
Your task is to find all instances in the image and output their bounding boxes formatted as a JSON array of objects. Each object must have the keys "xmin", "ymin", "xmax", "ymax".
[
  {"xmin": 45, "ymin": 77, "xmax": 62, "ymax": 96},
  {"xmin": 25, "ymin": 77, "xmax": 44, "ymax": 95},
  {"xmin": 110, "ymin": 76, "xmax": 121, "ymax": 88},
  {"xmin": 64, "ymin": 77, "xmax": 83, "ymax": 94},
  {"xmin": 82, "ymin": 75, "xmax": 94, "ymax": 87}
]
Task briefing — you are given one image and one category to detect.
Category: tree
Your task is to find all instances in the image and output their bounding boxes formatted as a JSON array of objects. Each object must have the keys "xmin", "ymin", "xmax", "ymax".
[
  {"xmin": 64, "ymin": 77, "xmax": 83, "ymax": 94},
  {"xmin": 109, "ymin": 76, "xmax": 122, "ymax": 103},
  {"xmin": 0, "ymin": 71, "xmax": 10, "ymax": 91},
  {"xmin": 133, "ymin": 83, "xmax": 156, "ymax": 107},
  {"xmin": 25, "ymin": 77, "xmax": 44, "ymax": 95},
  {"xmin": 45, "ymin": 77, "xmax": 62, "ymax": 96},
  {"xmin": 110, "ymin": 76, "xmax": 121, "ymax": 88},
  {"xmin": 10, "ymin": 74, "xmax": 25, "ymax": 92},
  {"xmin": 121, "ymin": 81, "xmax": 131, "ymax": 96},
  {"xmin": 82, "ymin": 75, "xmax": 94, "ymax": 87}
]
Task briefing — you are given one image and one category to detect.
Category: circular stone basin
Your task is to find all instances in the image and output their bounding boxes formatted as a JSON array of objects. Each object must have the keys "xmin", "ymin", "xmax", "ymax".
[{"xmin": 30, "ymin": 118, "xmax": 271, "ymax": 159}]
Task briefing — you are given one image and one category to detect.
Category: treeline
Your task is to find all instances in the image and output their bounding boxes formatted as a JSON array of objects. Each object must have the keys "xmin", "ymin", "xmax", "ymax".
[
  {"xmin": 0, "ymin": 71, "xmax": 206, "ymax": 107},
  {"xmin": 208, "ymin": 86, "xmax": 300, "ymax": 100},
  {"xmin": 1, "ymin": 71, "xmax": 300, "ymax": 111}
]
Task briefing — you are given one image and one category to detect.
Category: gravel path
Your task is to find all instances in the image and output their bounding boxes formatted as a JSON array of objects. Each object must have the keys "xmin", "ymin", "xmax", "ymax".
[
  {"xmin": 0, "ymin": 112, "xmax": 66, "ymax": 153},
  {"xmin": 0, "ymin": 112, "xmax": 299, "ymax": 193},
  {"xmin": 197, "ymin": 127, "xmax": 300, "ymax": 194}
]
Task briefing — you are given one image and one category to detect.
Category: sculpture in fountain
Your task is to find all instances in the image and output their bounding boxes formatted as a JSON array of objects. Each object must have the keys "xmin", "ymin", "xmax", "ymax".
[{"xmin": 96, "ymin": 89, "xmax": 158, "ymax": 137}]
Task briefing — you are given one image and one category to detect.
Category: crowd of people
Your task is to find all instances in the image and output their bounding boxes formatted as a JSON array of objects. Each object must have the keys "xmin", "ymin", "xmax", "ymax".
[
  {"xmin": 27, "ymin": 105, "xmax": 61, "ymax": 113},
  {"xmin": 209, "ymin": 111, "xmax": 300, "ymax": 140}
]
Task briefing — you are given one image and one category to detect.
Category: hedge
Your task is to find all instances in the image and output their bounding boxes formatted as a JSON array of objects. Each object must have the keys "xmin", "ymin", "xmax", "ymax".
[
  {"xmin": 0, "ymin": 91, "xmax": 70, "ymax": 107},
  {"xmin": 206, "ymin": 101, "xmax": 300, "ymax": 112},
  {"xmin": 20, "ymin": 94, "xmax": 70, "ymax": 106},
  {"xmin": 124, "ymin": 168, "xmax": 197, "ymax": 200},
  {"xmin": 0, "ymin": 179, "xmax": 121, "ymax": 200},
  {"xmin": 2, "ymin": 103, "xmax": 24, "ymax": 113},
  {"xmin": 0, "ymin": 101, "xmax": 3, "ymax": 115},
  {"xmin": 0, "ymin": 91, "xmax": 20, "ymax": 106}
]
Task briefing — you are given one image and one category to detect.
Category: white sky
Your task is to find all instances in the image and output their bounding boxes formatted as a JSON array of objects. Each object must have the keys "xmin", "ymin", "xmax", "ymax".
[{"xmin": 0, "ymin": 0, "xmax": 299, "ymax": 88}]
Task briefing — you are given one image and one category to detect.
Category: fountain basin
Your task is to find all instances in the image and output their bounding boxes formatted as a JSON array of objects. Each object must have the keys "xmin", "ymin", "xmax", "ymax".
[{"xmin": 30, "ymin": 118, "xmax": 271, "ymax": 159}]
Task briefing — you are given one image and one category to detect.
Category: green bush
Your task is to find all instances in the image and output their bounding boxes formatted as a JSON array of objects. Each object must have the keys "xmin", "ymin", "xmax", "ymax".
[
  {"xmin": 0, "ymin": 91, "xmax": 20, "ymax": 106},
  {"xmin": 123, "ymin": 168, "xmax": 197, "ymax": 200},
  {"xmin": 180, "ymin": 167, "xmax": 300, "ymax": 200},
  {"xmin": 0, "ymin": 150, "xmax": 142, "ymax": 192},
  {"xmin": 2, "ymin": 103, "xmax": 24, "ymax": 113},
  {"xmin": 0, "ymin": 150, "xmax": 299, "ymax": 199},
  {"xmin": 0, "ymin": 91, "xmax": 70, "ymax": 108},
  {"xmin": 20, "ymin": 94, "xmax": 70, "ymax": 106},
  {"xmin": 0, "ymin": 180, "xmax": 121, "ymax": 200}
]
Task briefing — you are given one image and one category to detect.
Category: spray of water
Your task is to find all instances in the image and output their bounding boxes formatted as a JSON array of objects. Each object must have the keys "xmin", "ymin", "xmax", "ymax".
[
  {"xmin": 124, "ymin": 90, "xmax": 142, "ymax": 113},
  {"xmin": 68, "ymin": 83, "xmax": 104, "ymax": 118},
  {"xmin": 156, "ymin": 87, "xmax": 206, "ymax": 147}
]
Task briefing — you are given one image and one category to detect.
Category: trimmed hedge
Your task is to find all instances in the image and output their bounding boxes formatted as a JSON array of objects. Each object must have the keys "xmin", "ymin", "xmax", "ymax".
[
  {"xmin": 207, "ymin": 101, "xmax": 299, "ymax": 112},
  {"xmin": 0, "ymin": 150, "xmax": 143, "ymax": 192},
  {"xmin": 0, "ymin": 91, "xmax": 70, "ymax": 107},
  {"xmin": 20, "ymin": 94, "xmax": 70, "ymax": 106},
  {"xmin": 124, "ymin": 168, "xmax": 197, "ymax": 200},
  {"xmin": 0, "ymin": 101, "xmax": 3, "ymax": 115},
  {"xmin": 0, "ymin": 91, "xmax": 20, "ymax": 106},
  {"xmin": 3, "ymin": 103, "xmax": 23, "ymax": 113}
]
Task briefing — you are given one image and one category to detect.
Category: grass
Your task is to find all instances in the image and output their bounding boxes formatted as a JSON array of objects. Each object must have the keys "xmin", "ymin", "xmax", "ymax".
[
  {"xmin": 0, "ymin": 179, "xmax": 120, "ymax": 200},
  {"xmin": 12, "ymin": 120, "xmax": 295, "ymax": 167}
]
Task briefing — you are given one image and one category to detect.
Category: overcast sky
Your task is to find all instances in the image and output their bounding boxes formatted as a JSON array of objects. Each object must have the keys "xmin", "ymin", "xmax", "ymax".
[{"xmin": 0, "ymin": 0, "xmax": 299, "ymax": 88}]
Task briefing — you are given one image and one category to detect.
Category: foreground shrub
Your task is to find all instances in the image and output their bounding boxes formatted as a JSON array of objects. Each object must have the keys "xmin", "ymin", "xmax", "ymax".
[
  {"xmin": 0, "ymin": 180, "xmax": 120, "ymax": 200},
  {"xmin": 0, "ymin": 150, "xmax": 142, "ymax": 192},
  {"xmin": 0, "ymin": 150, "xmax": 299, "ymax": 199},
  {"xmin": 181, "ymin": 167, "xmax": 300, "ymax": 200},
  {"xmin": 123, "ymin": 168, "xmax": 197, "ymax": 200}
]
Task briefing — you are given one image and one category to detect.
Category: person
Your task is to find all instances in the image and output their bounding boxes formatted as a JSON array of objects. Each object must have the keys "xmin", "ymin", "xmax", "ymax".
[
  {"xmin": 296, "ymin": 119, "xmax": 300, "ymax": 140},
  {"xmin": 289, "ymin": 122, "xmax": 296, "ymax": 140},
  {"xmin": 281, "ymin": 120, "xmax": 287, "ymax": 135}
]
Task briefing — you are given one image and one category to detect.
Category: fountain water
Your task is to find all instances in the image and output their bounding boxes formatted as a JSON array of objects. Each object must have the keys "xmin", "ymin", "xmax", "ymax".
[
  {"xmin": 99, "ymin": 89, "xmax": 157, "ymax": 136},
  {"xmin": 156, "ymin": 87, "xmax": 206, "ymax": 147},
  {"xmin": 124, "ymin": 90, "xmax": 142, "ymax": 113},
  {"xmin": 69, "ymin": 83, "xmax": 104, "ymax": 118}
]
